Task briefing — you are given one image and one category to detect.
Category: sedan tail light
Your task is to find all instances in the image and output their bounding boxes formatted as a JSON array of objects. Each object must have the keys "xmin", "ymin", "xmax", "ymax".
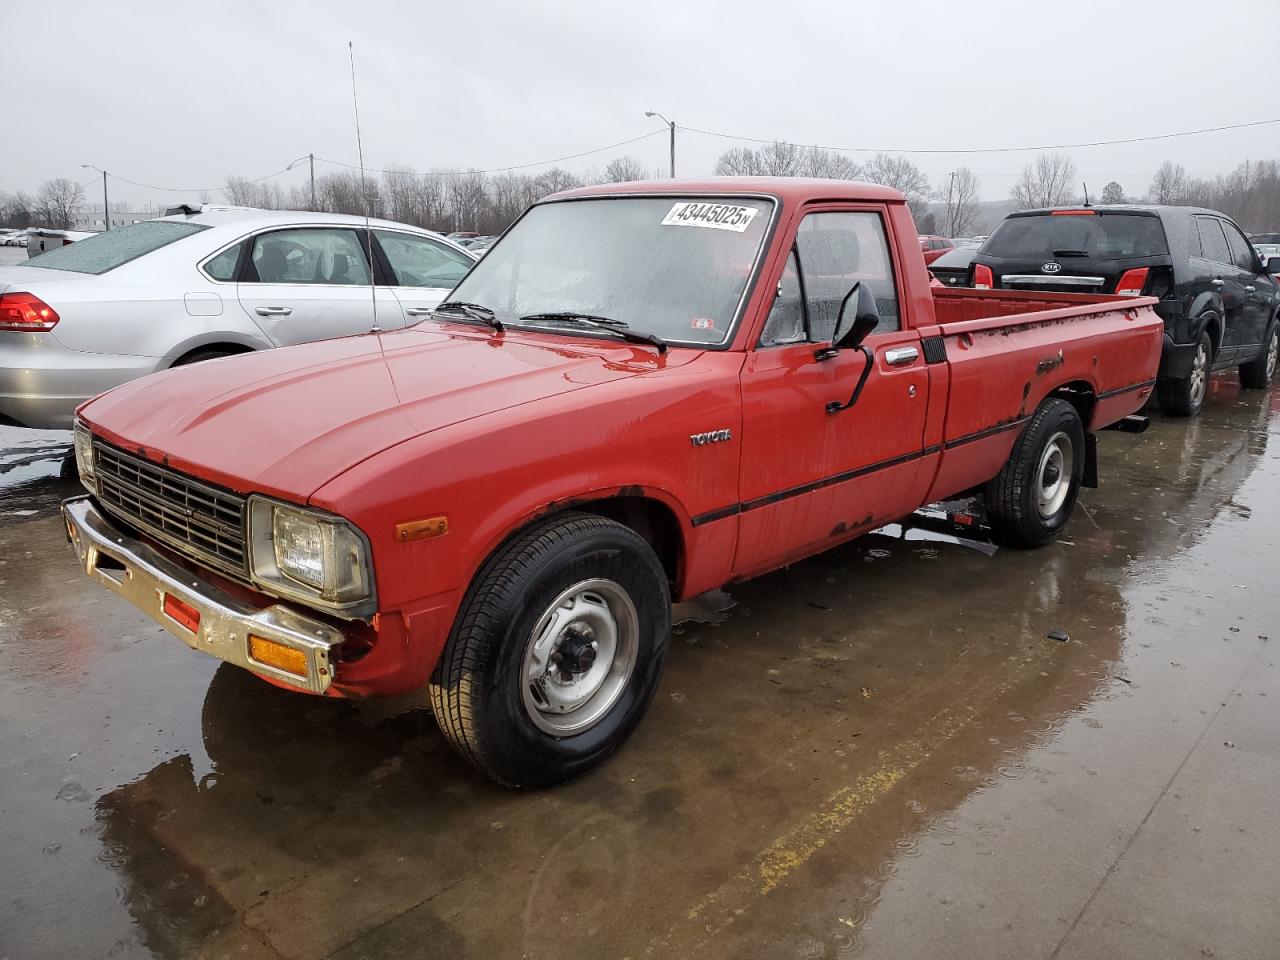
[
  {"xmin": 1115, "ymin": 268, "xmax": 1149, "ymax": 296},
  {"xmin": 973, "ymin": 264, "xmax": 994, "ymax": 289},
  {"xmin": 0, "ymin": 292, "xmax": 60, "ymax": 331}
]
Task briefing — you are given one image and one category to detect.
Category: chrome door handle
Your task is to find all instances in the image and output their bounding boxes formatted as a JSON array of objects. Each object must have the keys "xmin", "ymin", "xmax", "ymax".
[
  {"xmin": 884, "ymin": 346, "xmax": 919, "ymax": 366},
  {"xmin": 1245, "ymin": 285, "xmax": 1256, "ymax": 293},
  {"xmin": 1211, "ymin": 279, "xmax": 1225, "ymax": 287},
  {"xmin": 405, "ymin": 307, "xmax": 435, "ymax": 316},
  {"xmin": 255, "ymin": 306, "xmax": 293, "ymax": 316}
]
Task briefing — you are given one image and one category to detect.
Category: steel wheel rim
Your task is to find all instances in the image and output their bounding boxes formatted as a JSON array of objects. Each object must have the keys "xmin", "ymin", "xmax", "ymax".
[
  {"xmin": 1266, "ymin": 329, "xmax": 1278, "ymax": 380},
  {"xmin": 1036, "ymin": 431, "xmax": 1074, "ymax": 518},
  {"xmin": 520, "ymin": 579, "xmax": 639, "ymax": 736},
  {"xmin": 1189, "ymin": 341, "xmax": 1209, "ymax": 407}
]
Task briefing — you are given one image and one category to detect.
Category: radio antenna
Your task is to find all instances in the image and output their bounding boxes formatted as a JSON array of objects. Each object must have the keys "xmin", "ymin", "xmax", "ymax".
[{"xmin": 348, "ymin": 41, "xmax": 378, "ymax": 333}]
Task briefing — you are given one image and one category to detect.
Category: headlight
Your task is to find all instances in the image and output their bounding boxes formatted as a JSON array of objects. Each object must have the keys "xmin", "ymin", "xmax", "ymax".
[
  {"xmin": 247, "ymin": 497, "xmax": 374, "ymax": 612},
  {"xmin": 73, "ymin": 419, "xmax": 95, "ymax": 487}
]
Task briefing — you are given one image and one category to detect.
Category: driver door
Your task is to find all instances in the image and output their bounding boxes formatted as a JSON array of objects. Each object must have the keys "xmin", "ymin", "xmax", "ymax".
[{"xmin": 734, "ymin": 207, "xmax": 929, "ymax": 577}]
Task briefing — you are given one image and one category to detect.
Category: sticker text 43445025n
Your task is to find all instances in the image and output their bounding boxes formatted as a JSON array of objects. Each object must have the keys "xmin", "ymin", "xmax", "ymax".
[{"xmin": 661, "ymin": 202, "xmax": 758, "ymax": 233}]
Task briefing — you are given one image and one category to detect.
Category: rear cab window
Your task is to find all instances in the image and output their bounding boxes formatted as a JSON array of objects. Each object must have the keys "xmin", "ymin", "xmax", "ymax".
[
  {"xmin": 24, "ymin": 221, "xmax": 207, "ymax": 275},
  {"xmin": 984, "ymin": 212, "xmax": 1170, "ymax": 260}
]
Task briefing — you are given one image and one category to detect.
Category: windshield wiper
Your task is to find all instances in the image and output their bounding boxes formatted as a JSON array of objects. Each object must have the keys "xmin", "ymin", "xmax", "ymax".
[
  {"xmin": 1052, "ymin": 249, "xmax": 1091, "ymax": 258},
  {"xmin": 434, "ymin": 300, "xmax": 504, "ymax": 331},
  {"xmin": 518, "ymin": 311, "xmax": 668, "ymax": 354}
]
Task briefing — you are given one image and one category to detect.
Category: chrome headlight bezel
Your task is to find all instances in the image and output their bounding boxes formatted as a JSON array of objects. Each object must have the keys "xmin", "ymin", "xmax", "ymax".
[
  {"xmin": 72, "ymin": 418, "xmax": 96, "ymax": 491},
  {"xmin": 246, "ymin": 495, "xmax": 376, "ymax": 619}
]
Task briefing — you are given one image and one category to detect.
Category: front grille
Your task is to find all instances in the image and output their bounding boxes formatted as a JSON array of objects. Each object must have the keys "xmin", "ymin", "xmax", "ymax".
[{"xmin": 93, "ymin": 441, "xmax": 248, "ymax": 577}]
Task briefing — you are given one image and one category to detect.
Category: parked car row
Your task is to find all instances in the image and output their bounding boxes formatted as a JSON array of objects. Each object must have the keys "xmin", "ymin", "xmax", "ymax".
[
  {"xmin": 60, "ymin": 177, "xmax": 1167, "ymax": 787},
  {"xmin": 0, "ymin": 204, "xmax": 477, "ymax": 428},
  {"xmin": 0, "ymin": 230, "xmax": 28, "ymax": 247}
]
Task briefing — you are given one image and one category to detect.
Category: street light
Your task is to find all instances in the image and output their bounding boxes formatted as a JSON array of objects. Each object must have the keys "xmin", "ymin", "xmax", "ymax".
[
  {"xmin": 80, "ymin": 163, "xmax": 109, "ymax": 231},
  {"xmin": 645, "ymin": 111, "xmax": 676, "ymax": 179}
]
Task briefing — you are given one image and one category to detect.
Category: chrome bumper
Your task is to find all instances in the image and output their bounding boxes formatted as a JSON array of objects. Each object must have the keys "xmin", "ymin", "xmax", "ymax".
[{"xmin": 61, "ymin": 495, "xmax": 343, "ymax": 693}]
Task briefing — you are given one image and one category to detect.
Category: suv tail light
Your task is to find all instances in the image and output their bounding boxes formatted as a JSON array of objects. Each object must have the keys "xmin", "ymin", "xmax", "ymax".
[
  {"xmin": 0, "ymin": 292, "xmax": 60, "ymax": 331},
  {"xmin": 973, "ymin": 264, "xmax": 994, "ymax": 289},
  {"xmin": 1115, "ymin": 268, "xmax": 1150, "ymax": 296}
]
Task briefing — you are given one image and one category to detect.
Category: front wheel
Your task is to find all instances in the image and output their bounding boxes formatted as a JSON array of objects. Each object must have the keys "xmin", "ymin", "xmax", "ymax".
[
  {"xmin": 983, "ymin": 398, "xmax": 1086, "ymax": 548},
  {"xmin": 1239, "ymin": 324, "xmax": 1278, "ymax": 389},
  {"xmin": 1157, "ymin": 331, "xmax": 1212, "ymax": 416},
  {"xmin": 429, "ymin": 512, "xmax": 670, "ymax": 788}
]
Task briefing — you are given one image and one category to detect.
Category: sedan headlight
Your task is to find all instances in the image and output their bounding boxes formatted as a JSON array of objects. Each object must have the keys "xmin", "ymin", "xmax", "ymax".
[
  {"xmin": 73, "ymin": 418, "xmax": 95, "ymax": 488},
  {"xmin": 247, "ymin": 497, "xmax": 374, "ymax": 613}
]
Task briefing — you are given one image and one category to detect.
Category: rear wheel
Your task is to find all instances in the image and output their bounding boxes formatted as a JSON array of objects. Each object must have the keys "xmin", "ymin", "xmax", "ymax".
[
  {"xmin": 429, "ymin": 512, "xmax": 670, "ymax": 788},
  {"xmin": 983, "ymin": 398, "xmax": 1085, "ymax": 548},
  {"xmin": 1157, "ymin": 332, "xmax": 1212, "ymax": 416},
  {"xmin": 1239, "ymin": 323, "xmax": 1278, "ymax": 389},
  {"xmin": 173, "ymin": 348, "xmax": 239, "ymax": 367}
]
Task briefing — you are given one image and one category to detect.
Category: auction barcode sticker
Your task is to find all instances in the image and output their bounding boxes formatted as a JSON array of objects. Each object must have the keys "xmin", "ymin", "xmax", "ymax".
[{"xmin": 661, "ymin": 202, "xmax": 758, "ymax": 232}]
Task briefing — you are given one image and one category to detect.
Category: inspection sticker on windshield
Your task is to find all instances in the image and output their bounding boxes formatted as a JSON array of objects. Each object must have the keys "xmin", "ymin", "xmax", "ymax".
[{"xmin": 661, "ymin": 202, "xmax": 758, "ymax": 232}]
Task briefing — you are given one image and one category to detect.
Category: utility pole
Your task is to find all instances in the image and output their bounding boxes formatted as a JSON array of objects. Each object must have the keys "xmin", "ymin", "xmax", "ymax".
[
  {"xmin": 645, "ymin": 111, "xmax": 676, "ymax": 178},
  {"xmin": 309, "ymin": 153, "xmax": 316, "ymax": 210},
  {"xmin": 81, "ymin": 164, "xmax": 110, "ymax": 230}
]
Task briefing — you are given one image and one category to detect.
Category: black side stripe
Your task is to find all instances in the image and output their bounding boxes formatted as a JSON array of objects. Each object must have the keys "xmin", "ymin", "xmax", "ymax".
[
  {"xmin": 941, "ymin": 416, "xmax": 1029, "ymax": 450},
  {"xmin": 1097, "ymin": 378, "xmax": 1156, "ymax": 400}
]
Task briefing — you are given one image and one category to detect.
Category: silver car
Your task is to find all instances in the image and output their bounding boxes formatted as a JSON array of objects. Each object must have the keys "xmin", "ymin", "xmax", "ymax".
[{"xmin": 0, "ymin": 205, "xmax": 476, "ymax": 428}]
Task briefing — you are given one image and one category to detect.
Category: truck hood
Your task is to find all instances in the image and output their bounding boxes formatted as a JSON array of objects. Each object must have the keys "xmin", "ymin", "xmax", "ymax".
[{"xmin": 81, "ymin": 325, "xmax": 666, "ymax": 500}]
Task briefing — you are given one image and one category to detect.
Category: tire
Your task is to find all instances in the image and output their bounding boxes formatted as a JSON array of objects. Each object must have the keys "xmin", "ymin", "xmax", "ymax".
[
  {"xmin": 1156, "ymin": 331, "xmax": 1212, "ymax": 416},
  {"xmin": 429, "ymin": 512, "xmax": 671, "ymax": 788},
  {"xmin": 1239, "ymin": 323, "xmax": 1278, "ymax": 389},
  {"xmin": 173, "ymin": 348, "xmax": 237, "ymax": 367},
  {"xmin": 983, "ymin": 398, "xmax": 1086, "ymax": 548}
]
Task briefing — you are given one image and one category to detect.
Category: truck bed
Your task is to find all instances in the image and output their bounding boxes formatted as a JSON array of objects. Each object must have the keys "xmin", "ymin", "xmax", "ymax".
[{"xmin": 919, "ymin": 287, "xmax": 1164, "ymax": 504}]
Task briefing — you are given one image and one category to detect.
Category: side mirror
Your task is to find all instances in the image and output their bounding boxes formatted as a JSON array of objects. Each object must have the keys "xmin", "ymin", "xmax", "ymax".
[
  {"xmin": 1265, "ymin": 255, "xmax": 1280, "ymax": 278},
  {"xmin": 832, "ymin": 281, "xmax": 881, "ymax": 349}
]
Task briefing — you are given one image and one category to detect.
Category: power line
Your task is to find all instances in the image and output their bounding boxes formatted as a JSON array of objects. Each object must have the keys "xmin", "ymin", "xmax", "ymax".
[
  {"xmin": 314, "ymin": 128, "xmax": 665, "ymax": 177},
  {"xmin": 679, "ymin": 117, "xmax": 1280, "ymax": 155},
  {"xmin": 104, "ymin": 165, "xmax": 294, "ymax": 194}
]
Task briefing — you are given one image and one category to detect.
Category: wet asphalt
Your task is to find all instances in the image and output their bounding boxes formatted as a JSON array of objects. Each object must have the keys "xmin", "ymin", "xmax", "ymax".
[{"xmin": 1, "ymin": 372, "xmax": 1278, "ymax": 960}]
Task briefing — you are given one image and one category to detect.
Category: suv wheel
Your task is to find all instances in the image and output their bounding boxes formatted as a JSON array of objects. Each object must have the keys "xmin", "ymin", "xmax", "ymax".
[
  {"xmin": 1157, "ymin": 331, "xmax": 1212, "ymax": 416},
  {"xmin": 1239, "ymin": 323, "xmax": 1278, "ymax": 389},
  {"xmin": 429, "ymin": 512, "xmax": 670, "ymax": 788}
]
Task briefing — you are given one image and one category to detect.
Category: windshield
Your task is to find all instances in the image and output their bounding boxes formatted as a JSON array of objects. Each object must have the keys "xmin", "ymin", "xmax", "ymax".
[
  {"xmin": 444, "ymin": 196, "xmax": 773, "ymax": 345},
  {"xmin": 24, "ymin": 221, "xmax": 207, "ymax": 275},
  {"xmin": 983, "ymin": 213, "xmax": 1169, "ymax": 260}
]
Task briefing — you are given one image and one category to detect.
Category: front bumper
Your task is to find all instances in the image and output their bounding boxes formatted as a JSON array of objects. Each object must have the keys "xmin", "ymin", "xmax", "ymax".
[
  {"xmin": 62, "ymin": 495, "xmax": 345, "ymax": 693},
  {"xmin": 1158, "ymin": 333, "xmax": 1199, "ymax": 381}
]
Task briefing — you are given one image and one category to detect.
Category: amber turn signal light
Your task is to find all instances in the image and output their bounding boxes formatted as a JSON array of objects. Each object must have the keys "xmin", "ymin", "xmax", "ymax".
[
  {"xmin": 395, "ymin": 516, "xmax": 448, "ymax": 542},
  {"xmin": 248, "ymin": 635, "xmax": 308, "ymax": 677}
]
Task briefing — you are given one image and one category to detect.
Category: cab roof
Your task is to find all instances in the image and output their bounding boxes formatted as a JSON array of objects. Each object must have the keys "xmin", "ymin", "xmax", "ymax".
[{"xmin": 546, "ymin": 177, "xmax": 907, "ymax": 205}]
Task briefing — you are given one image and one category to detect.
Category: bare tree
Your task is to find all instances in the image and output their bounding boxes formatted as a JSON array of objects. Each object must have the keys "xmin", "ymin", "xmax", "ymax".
[
  {"xmin": 533, "ymin": 168, "xmax": 580, "ymax": 197},
  {"xmin": 1147, "ymin": 161, "xmax": 1188, "ymax": 204},
  {"xmin": 35, "ymin": 178, "xmax": 85, "ymax": 229},
  {"xmin": 1010, "ymin": 153, "xmax": 1078, "ymax": 209},
  {"xmin": 937, "ymin": 167, "xmax": 981, "ymax": 237},
  {"xmin": 861, "ymin": 154, "xmax": 931, "ymax": 219},
  {"xmin": 0, "ymin": 191, "xmax": 35, "ymax": 228},
  {"xmin": 1100, "ymin": 181, "xmax": 1125, "ymax": 204},
  {"xmin": 604, "ymin": 155, "xmax": 647, "ymax": 183},
  {"xmin": 714, "ymin": 142, "xmax": 860, "ymax": 179}
]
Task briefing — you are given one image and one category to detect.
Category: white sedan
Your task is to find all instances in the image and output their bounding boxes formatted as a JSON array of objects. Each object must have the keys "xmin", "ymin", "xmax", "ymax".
[{"xmin": 0, "ymin": 205, "xmax": 477, "ymax": 428}]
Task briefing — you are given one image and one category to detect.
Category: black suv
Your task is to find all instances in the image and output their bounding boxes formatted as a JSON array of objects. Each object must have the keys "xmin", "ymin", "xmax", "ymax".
[{"xmin": 970, "ymin": 206, "xmax": 1280, "ymax": 415}]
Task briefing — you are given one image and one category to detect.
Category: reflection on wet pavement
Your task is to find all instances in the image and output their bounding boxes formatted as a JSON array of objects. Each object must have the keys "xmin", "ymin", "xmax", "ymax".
[{"xmin": 1, "ymin": 377, "xmax": 1278, "ymax": 959}]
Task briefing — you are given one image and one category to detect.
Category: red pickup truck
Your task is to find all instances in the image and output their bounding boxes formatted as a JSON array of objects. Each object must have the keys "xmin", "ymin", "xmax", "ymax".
[{"xmin": 63, "ymin": 179, "xmax": 1162, "ymax": 786}]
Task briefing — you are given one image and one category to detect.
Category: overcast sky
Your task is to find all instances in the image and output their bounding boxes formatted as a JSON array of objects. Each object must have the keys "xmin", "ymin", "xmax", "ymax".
[{"xmin": 5, "ymin": 0, "xmax": 1276, "ymax": 208}]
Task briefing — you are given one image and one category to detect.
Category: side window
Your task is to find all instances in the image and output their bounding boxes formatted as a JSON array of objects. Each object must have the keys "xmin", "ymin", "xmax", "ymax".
[
  {"xmin": 1195, "ymin": 218, "xmax": 1232, "ymax": 266},
  {"xmin": 247, "ymin": 228, "xmax": 371, "ymax": 285},
  {"xmin": 204, "ymin": 241, "xmax": 244, "ymax": 281},
  {"xmin": 374, "ymin": 230, "xmax": 473, "ymax": 288},
  {"xmin": 1222, "ymin": 221, "xmax": 1258, "ymax": 272},
  {"xmin": 759, "ymin": 251, "xmax": 806, "ymax": 346},
  {"xmin": 795, "ymin": 211, "xmax": 900, "ymax": 340}
]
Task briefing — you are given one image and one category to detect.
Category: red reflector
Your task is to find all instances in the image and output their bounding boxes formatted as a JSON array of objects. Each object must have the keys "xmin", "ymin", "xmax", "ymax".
[
  {"xmin": 1115, "ymin": 267, "xmax": 1149, "ymax": 296},
  {"xmin": 163, "ymin": 594, "xmax": 201, "ymax": 634},
  {"xmin": 951, "ymin": 512, "xmax": 977, "ymax": 527},
  {"xmin": 973, "ymin": 263, "xmax": 994, "ymax": 289},
  {"xmin": 1051, "ymin": 209, "xmax": 1097, "ymax": 216},
  {"xmin": 0, "ymin": 292, "xmax": 60, "ymax": 332}
]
